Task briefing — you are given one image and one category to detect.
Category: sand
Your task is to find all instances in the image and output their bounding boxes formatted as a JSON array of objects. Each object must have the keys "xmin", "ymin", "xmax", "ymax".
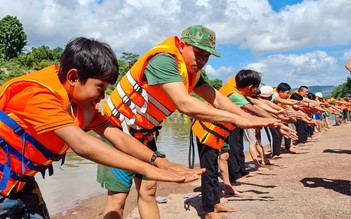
[{"xmin": 52, "ymin": 123, "xmax": 351, "ymax": 219}]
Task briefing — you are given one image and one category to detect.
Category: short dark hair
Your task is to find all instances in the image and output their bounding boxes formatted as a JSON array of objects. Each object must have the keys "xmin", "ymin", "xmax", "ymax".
[
  {"xmin": 290, "ymin": 92, "xmax": 303, "ymax": 100},
  {"xmin": 235, "ymin": 69, "xmax": 261, "ymax": 89},
  {"xmin": 59, "ymin": 37, "xmax": 119, "ymax": 85},
  {"xmin": 307, "ymin": 92, "xmax": 315, "ymax": 100},
  {"xmin": 299, "ymin": 85, "xmax": 308, "ymax": 92},
  {"xmin": 276, "ymin": 83, "xmax": 291, "ymax": 92}
]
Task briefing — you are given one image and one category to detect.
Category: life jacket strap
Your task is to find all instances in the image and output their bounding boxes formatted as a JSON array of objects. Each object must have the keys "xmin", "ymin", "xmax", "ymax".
[
  {"xmin": 198, "ymin": 121, "xmax": 227, "ymax": 142},
  {"xmin": 0, "ymin": 110, "xmax": 64, "ymax": 190},
  {"xmin": 0, "ymin": 138, "xmax": 11, "ymax": 190}
]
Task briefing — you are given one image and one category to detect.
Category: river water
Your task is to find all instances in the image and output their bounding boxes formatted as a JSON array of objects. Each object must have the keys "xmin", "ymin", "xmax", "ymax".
[
  {"xmin": 37, "ymin": 114, "xmax": 337, "ymax": 215},
  {"xmin": 36, "ymin": 117, "xmax": 197, "ymax": 215}
]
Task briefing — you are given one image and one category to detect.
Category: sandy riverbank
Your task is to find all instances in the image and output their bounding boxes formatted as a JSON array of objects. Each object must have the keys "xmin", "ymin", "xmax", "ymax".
[{"xmin": 52, "ymin": 123, "xmax": 351, "ymax": 219}]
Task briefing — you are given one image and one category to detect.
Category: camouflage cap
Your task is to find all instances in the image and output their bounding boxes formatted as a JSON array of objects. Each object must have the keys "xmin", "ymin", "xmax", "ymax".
[{"xmin": 181, "ymin": 25, "xmax": 221, "ymax": 57}]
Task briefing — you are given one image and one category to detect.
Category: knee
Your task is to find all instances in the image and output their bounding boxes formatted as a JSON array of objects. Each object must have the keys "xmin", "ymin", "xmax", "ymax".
[
  {"xmin": 219, "ymin": 153, "xmax": 229, "ymax": 161},
  {"xmin": 138, "ymin": 184, "xmax": 157, "ymax": 200}
]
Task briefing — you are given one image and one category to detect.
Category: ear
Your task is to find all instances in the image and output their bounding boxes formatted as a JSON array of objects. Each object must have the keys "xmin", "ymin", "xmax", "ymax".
[
  {"xmin": 178, "ymin": 41, "xmax": 186, "ymax": 54},
  {"xmin": 66, "ymin": 69, "xmax": 79, "ymax": 86}
]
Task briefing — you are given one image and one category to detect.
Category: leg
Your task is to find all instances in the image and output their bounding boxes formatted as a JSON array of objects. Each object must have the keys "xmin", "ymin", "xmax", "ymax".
[
  {"xmin": 97, "ymin": 165, "xmax": 135, "ymax": 219},
  {"xmin": 103, "ymin": 191, "xmax": 129, "ymax": 219},
  {"xmin": 219, "ymin": 151, "xmax": 243, "ymax": 197},
  {"xmin": 244, "ymin": 129, "xmax": 264, "ymax": 170},
  {"xmin": 134, "ymin": 178, "xmax": 159, "ymax": 219},
  {"xmin": 197, "ymin": 139, "xmax": 234, "ymax": 219},
  {"xmin": 269, "ymin": 127, "xmax": 282, "ymax": 156},
  {"xmin": 227, "ymin": 128, "xmax": 249, "ymax": 182}
]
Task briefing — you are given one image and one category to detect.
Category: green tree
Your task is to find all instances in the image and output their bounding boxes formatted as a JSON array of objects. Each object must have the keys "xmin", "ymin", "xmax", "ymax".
[
  {"xmin": 16, "ymin": 45, "xmax": 62, "ymax": 69},
  {"xmin": 105, "ymin": 52, "xmax": 139, "ymax": 94},
  {"xmin": 332, "ymin": 77, "xmax": 351, "ymax": 98},
  {"xmin": 117, "ymin": 52, "xmax": 139, "ymax": 81},
  {"xmin": 31, "ymin": 45, "xmax": 54, "ymax": 61},
  {"xmin": 209, "ymin": 78, "xmax": 223, "ymax": 90},
  {"xmin": 0, "ymin": 15, "xmax": 27, "ymax": 59}
]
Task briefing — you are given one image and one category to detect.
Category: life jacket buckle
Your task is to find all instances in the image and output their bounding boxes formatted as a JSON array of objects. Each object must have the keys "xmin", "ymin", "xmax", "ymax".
[
  {"xmin": 14, "ymin": 126, "xmax": 24, "ymax": 136},
  {"xmin": 16, "ymin": 175, "xmax": 33, "ymax": 182},
  {"xmin": 0, "ymin": 138, "xmax": 6, "ymax": 147},
  {"xmin": 31, "ymin": 165, "xmax": 48, "ymax": 172},
  {"xmin": 49, "ymin": 154, "xmax": 64, "ymax": 161}
]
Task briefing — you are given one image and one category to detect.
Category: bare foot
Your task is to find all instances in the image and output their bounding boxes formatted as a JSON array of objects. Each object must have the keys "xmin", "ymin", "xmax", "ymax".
[
  {"xmin": 270, "ymin": 155, "xmax": 282, "ymax": 160},
  {"xmin": 278, "ymin": 153, "xmax": 292, "ymax": 158},
  {"xmin": 256, "ymin": 166, "xmax": 270, "ymax": 171},
  {"xmin": 214, "ymin": 203, "xmax": 236, "ymax": 213},
  {"xmin": 222, "ymin": 185, "xmax": 235, "ymax": 196},
  {"xmin": 263, "ymin": 160, "xmax": 275, "ymax": 165},
  {"xmin": 204, "ymin": 212, "xmax": 229, "ymax": 219},
  {"xmin": 235, "ymin": 177, "xmax": 250, "ymax": 183},
  {"xmin": 220, "ymin": 197, "xmax": 228, "ymax": 204},
  {"xmin": 233, "ymin": 189, "xmax": 245, "ymax": 197},
  {"xmin": 243, "ymin": 172, "xmax": 257, "ymax": 178},
  {"xmin": 289, "ymin": 148, "xmax": 297, "ymax": 154},
  {"xmin": 222, "ymin": 185, "xmax": 245, "ymax": 197}
]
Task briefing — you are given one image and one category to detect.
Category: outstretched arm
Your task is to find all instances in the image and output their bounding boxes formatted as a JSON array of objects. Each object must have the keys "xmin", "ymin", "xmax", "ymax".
[
  {"xmin": 53, "ymin": 125, "xmax": 201, "ymax": 183},
  {"xmin": 161, "ymin": 82, "xmax": 278, "ymax": 129}
]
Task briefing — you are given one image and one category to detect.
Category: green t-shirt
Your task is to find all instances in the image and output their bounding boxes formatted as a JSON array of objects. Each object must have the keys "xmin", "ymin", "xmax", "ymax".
[
  {"xmin": 228, "ymin": 93, "xmax": 250, "ymax": 108},
  {"xmin": 144, "ymin": 53, "xmax": 205, "ymax": 87},
  {"xmin": 221, "ymin": 92, "xmax": 250, "ymax": 151}
]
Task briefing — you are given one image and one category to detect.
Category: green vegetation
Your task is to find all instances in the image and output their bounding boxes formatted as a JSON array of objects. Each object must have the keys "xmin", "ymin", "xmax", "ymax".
[
  {"xmin": 0, "ymin": 15, "xmax": 27, "ymax": 60},
  {"xmin": 332, "ymin": 77, "xmax": 351, "ymax": 98}
]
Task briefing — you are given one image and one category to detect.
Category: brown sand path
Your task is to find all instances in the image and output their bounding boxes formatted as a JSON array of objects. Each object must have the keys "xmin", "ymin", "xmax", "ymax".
[{"xmin": 53, "ymin": 123, "xmax": 351, "ymax": 219}]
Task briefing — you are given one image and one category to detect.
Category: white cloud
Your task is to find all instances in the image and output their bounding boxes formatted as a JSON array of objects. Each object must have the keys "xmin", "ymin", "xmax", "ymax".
[
  {"xmin": 1, "ymin": 0, "xmax": 350, "ymax": 54},
  {"xmin": 1, "ymin": 0, "xmax": 351, "ymax": 87},
  {"xmin": 245, "ymin": 51, "xmax": 339, "ymax": 88},
  {"xmin": 205, "ymin": 65, "xmax": 236, "ymax": 78},
  {"xmin": 204, "ymin": 65, "xmax": 217, "ymax": 77}
]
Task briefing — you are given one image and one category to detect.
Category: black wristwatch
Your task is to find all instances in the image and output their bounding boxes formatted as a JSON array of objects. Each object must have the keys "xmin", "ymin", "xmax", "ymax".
[{"xmin": 150, "ymin": 151, "xmax": 166, "ymax": 166}]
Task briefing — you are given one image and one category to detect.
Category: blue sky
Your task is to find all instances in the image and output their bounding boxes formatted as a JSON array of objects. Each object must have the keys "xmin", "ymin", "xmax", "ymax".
[{"xmin": 1, "ymin": 0, "xmax": 351, "ymax": 89}]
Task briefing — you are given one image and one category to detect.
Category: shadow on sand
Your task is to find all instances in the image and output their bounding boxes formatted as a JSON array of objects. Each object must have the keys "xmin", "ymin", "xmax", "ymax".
[
  {"xmin": 323, "ymin": 149, "xmax": 351, "ymax": 155},
  {"xmin": 300, "ymin": 177, "xmax": 351, "ymax": 196}
]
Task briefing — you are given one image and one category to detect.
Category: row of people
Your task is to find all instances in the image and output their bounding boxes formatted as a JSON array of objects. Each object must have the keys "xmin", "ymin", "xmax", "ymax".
[
  {"xmin": 0, "ymin": 25, "xmax": 281, "ymax": 219},
  {"xmin": 1, "ymin": 24, "xmax": 349, "ymax": 219},
  {"xmin": 192, "ymin": 71, "xmax": 351, "ymax": 219}
]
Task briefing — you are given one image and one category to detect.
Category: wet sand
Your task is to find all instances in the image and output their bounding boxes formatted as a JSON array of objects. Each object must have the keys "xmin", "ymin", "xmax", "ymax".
[{"xmin": 52, "ymin": 123, "xmax": 351, "ymax": 219}]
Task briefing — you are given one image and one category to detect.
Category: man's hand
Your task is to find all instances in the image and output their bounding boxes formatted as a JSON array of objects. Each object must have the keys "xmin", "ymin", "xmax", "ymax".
[
  {"xmin": 144, "ymin": 164, "xmax": 201, "ymax": 183},
  {"xmin": 233, "ymin": 115, "xmax": 280, "ymax": 130},
  {"xmin": 154, "ymin": 158, "xmax": 206, "ymax": 183},
  {"xmin": 277, "ymin": 123, "xmax": 298, "ymax": 140}
]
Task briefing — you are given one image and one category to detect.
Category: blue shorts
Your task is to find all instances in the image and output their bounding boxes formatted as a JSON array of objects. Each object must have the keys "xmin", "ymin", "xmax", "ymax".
[
  {"xmin": 313, "ymin": 113, "xmax": 322, "ymax": 120},
  {"xmin": 97, "ymin": 137, "xmax": 157, "ymax": 192}
]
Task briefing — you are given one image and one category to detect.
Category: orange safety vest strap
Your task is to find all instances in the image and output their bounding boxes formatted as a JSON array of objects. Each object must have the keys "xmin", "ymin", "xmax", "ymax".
[
  {"xmin": 198, "ymin": 121, "xmax": 227, "ymax": 141},
  {"xmin": 192, "ymin": 120, "xmax": 234, "ymax": 150}
]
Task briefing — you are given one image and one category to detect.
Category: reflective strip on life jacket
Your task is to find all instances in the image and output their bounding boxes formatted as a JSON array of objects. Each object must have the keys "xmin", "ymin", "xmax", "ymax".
[
  {"xmin": 125, "ymin": 71, "xmax": 148, "ymax": 113},
  {"xmin": 104, "ymin": 36, "xmax": 198, "ymax": 133}
]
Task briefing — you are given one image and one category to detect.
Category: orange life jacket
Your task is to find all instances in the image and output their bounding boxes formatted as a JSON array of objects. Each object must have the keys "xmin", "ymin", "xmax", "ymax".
[
  {"xmin": 191, "ymin": 77, "xmax": 237, "ymax": 149},
  {"xmin": 0, "ymin": 65, "xmax": 79, "ymax": 196},
  {"xmin": 103, "ymin": 36, "xmax": 200, "ymax": 134}
]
